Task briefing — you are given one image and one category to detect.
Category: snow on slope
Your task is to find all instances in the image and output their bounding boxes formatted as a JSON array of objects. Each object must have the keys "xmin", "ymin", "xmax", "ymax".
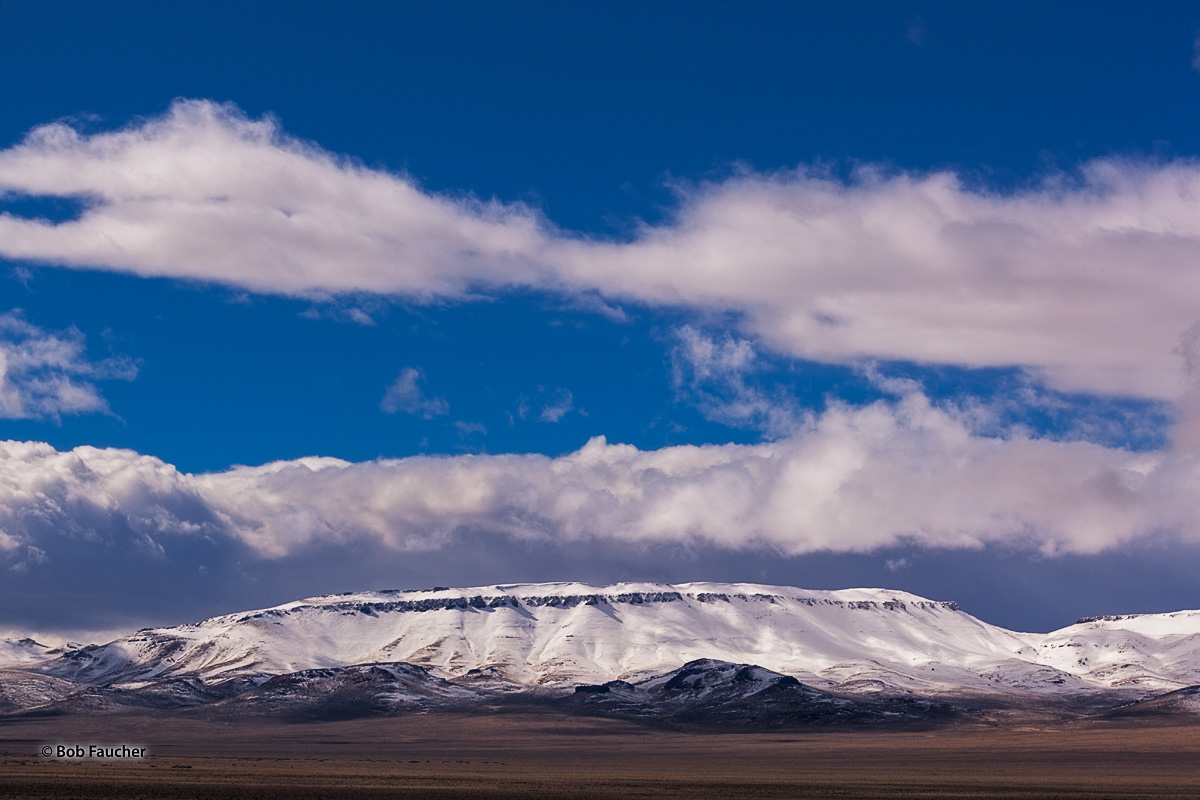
[
  {"xmin": 0, "ymin": 638, "xmax": 52, "ymax": 669},
  {"xmin": 0, "ymin": 669, "xmax": 76, "ymax": 712},
  {"xmin": 32, "ymin": 582, "xmax": 1200, "ymax": 697},
  {"xmin": 31, "ymin": 582, "xmax": 1030, "ymax": 693},
  {"xmin": 1032, "ymin": 611, "xmax": 1200, "ymax": 691}
]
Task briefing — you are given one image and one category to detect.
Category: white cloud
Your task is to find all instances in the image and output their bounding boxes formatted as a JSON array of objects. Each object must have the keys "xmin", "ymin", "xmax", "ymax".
[
  {"xmin": 0, "ymin": 440, "xmax": 219, "ymax": 561},
  {"xmin": 380, "ymin": 367, "xmax": 449, "ymax": 418},
  {"xmin": 0, "ymin": 311, "xmax": 135, "ymax": 420},
  {"xmin": 1, "ymin": 390, "xmax": 1197, "ymax": 563},
  {"xmin": 673, "ymin": 325, "xmax": 756, "ymax": 383},
  {"xmin": 0, "ymin": 101, "xmax": 548, "ymax": 297},
  {"xmin": 670, "ymin": 325, "xmax": 803, "ymax": 437},
  {"xmin": 539, "ymin": 389, "xmax": 575, "ymax": 423},
  {"xmin": 3, "ymin": 101, "xmax": 1200, "ymax": 398},
  {"xmin": 345, "ymin": 308, "xmax": 376, "ymax": 326},
  {"xmin": 512, "ymin": 395, "xmax": 530, "ymax": 424},
  {"xmin": 454, "ymin": 421, "xmax": 487, "ymax": 436},
  {"xmin": 559, "ymin": 293, "xmax": 629, "ymax": 324}
]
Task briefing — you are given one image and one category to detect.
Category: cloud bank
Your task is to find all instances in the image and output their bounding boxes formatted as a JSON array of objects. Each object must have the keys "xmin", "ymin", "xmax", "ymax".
[
  {"xmin": 2, "ymin": 101, "xmax": 1200, "ymax": 398},
  {"xmin": 0, "ymin": 390, "xmax": 1193, "ymax": 568}
]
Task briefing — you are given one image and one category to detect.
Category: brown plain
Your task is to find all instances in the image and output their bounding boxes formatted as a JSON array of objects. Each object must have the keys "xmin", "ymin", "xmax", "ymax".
[{"xmin": 1, "ymin": 712, "xmax": 1198, "ymax": 799}]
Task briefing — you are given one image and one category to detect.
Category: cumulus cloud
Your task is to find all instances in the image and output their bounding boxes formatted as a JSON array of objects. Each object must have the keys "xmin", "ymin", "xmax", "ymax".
[
  {"xmin": 0, "ymin": 311, "xmax": 135, "ymax": 420},
  {"xmin": 0, "ymin": 440, "xmax": 221, "ymax": 568},
  {"xmin": 380, "ymin": 367, "xmax": 449, "ymax": 418},
  {"xmin": 3, "ymin": 101, "xmax": 1200, "ymax": 398},
  {"xmin": 1, "ymin": 389, "xmax": 1196, "ymax": 564}
]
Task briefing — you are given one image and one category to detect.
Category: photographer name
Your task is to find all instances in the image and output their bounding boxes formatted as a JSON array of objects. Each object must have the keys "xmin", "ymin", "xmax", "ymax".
[{"xmin": 41, "ymin": 744, "xmax": 147, "ymax": 759}]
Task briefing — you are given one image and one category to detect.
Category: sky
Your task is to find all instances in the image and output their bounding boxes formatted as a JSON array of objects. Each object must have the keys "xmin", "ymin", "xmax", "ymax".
[{"xmin": 3, "ymin": 1, "xmax": 1200, "ymax": 639}]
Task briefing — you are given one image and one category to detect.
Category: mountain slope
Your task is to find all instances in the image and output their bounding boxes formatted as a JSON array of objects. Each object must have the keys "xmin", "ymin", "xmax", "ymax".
[
  {"xmin": 561, "ymin": 659, "xmax": 947, "ymax": 728},
  {"xmin": 0, "ymin": 638, "xmax": 53, "ymax": 669},
  {"xmin": 25, "ymin": 582, "xmax": 1200, "ymax": 707},
  {"xmin": 1101, "ymin": 685, "xmax": 1200, "ymax": 719},
  {"xmin": 9, "ymin": 582, "xmax": 1130, "ymax": 697},
  {"xmin": 1033, "ymin": 611, "xmax": 1200, "ymax": 691},
  {"xmin": 197, "ymin": 662, "xmax": 482, "ymax": 720}
]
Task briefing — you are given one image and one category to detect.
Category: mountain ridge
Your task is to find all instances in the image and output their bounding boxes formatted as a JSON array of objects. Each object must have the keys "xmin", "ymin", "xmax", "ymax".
[{"xmin": 3, "ymin": 582, "xmax": 1200, "ymax": 725}]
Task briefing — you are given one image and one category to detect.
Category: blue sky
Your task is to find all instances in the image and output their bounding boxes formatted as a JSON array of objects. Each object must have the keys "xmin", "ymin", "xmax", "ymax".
[{"xmin": 3, "ymin": 1, "xmax": 1200, "ymax": 637}]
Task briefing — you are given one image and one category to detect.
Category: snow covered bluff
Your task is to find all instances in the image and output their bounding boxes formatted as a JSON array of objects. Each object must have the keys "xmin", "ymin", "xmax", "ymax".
[{"xmin": 26, "ymin": 582, "xmax": 1200, "ymax": 698}]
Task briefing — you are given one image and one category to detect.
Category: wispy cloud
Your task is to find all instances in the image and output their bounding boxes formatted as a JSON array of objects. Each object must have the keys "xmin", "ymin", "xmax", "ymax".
[
  {"xmin": 454, "ymin": 420, "xmax": 486, "ymax": 437},
  {"xmin": 559, "ymin": 293, "xmax": 629, "ymax": 324},
  {"xmin": 906, "ymin": 18, "xmax": 926, "ymax": 46},
  {"xmin": 539, "ymin": 389, "xmax": 575, "ymax": 423},
  {"xmin": 862, "ymin": 363, "xmax": 1172, "ymax": 452},
  {"xmin": 380, "ymin": 367, "xmax": 449, "ymax": 418},
  {"xmin": 0, "ymin": 311, "xmax": 135, "ymax": 421},
  {"xmin": 670, "ymin": 326, "xmax": 802, "ymax": 438},
  {"xmin": 345, "ymin": 308, "xmax": 376, "ymax": 326},
  {"xmin": 4, "ymin": 101, "xmax": 1200, "ymax": 398}
]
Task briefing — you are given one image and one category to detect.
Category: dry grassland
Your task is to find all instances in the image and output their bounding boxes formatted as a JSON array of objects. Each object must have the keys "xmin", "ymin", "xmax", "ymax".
[{"xmin": 1, "ymin": 712, "xmax": 1198, "ymax": 799}]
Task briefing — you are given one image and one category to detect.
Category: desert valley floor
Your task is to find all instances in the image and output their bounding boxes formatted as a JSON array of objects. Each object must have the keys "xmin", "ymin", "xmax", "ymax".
[{"xmin": 2, "ymin": 712, "xmax": 1200, "ymax": 800}]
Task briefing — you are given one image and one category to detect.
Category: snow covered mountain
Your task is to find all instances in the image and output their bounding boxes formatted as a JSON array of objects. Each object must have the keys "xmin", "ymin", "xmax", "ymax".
[
  {"xmin": 25, "ymin": 582, "xmax": 1200, "ymax": 704},
  {"xmin": 0, "ymin": 637, "xmax": 53, "ymax": 669},
  {"xmin": 1031, "ymin": 611, "xmax": 1200, "ymax": 691}
]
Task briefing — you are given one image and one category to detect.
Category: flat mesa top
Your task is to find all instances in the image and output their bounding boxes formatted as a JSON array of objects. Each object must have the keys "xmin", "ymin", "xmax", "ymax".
[
  {"xmin": 173, "ymin": 582, "xmax": 954, "ymax": 631},
  {"xmin": 296, "ymin": 581, "xmax": 940, "ymax": 607}
]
